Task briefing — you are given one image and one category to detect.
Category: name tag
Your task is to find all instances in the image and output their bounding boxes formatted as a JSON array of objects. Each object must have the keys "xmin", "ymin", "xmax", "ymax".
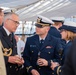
[{"xmin": 30, "ymin": 45, "xmax": 36, "ymax": 47}]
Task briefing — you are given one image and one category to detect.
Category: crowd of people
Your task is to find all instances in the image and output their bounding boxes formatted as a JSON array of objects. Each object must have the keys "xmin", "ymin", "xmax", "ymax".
[{"xmin": 0, "ymin": 8, "xmax": 76, "ymax": 75}]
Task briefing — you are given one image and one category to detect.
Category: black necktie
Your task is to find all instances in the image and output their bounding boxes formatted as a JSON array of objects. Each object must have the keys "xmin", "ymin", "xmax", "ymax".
[
  {"xmin": 40, "ymin": 39, "xmax": 44, "ymax": 47},
  {"xmin": 9, "ymin": 34, "xmax": 13, "ymax": 44}
]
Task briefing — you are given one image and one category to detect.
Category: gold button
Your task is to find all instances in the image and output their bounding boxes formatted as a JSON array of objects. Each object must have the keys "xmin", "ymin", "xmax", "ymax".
[
  {"xmin": 59, "ymin": 70, "xmax": 61, "ymax": 72},
  {"xmin": 16, "ymin": 68, "xmax": 18, "ymax": 71},
  {"xmin": 52, "ymin": 73, "xmax": 54, "ymax": 74},
  {"xmin": 60, "ymin": 58, "xmax": 62, "ymax": 60},
  {"xmin": 59, "ymin": 54, "xmax": 61, "ymax": 55},
  {"xmin": 15, "ymin": 66, "xmax": 17, "ymax": 68},
  {"xmin": 10, "ymin": 66, "xmax": 12, "ymax": 68},
  {"xmin": 48, "ymin": 52, "xmax": 50, "ymax": 54},
  {"xmin": 32, "ymin": 51, "xmax": 33, "ymax": 53},
  {"xmin": 39, "ymin": 68, "xmax": 41, "ymax": 70}
]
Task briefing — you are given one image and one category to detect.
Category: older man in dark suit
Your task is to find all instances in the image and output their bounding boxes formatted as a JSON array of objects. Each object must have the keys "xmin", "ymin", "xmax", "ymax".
[{"xmin": 0, "ymin": 12, "xmax": 24, "ymax": 75}]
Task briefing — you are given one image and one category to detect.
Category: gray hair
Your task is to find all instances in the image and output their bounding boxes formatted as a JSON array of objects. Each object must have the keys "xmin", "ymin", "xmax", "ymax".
[{"xmin": 4, "ymin": 12, "xmax": 18, "ymax": 21}]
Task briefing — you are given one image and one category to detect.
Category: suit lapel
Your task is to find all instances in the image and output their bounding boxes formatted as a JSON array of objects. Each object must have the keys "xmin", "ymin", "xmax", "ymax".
[{"xmin": 1, "ymin": 28, "xmax": 12, "ymax": 48}]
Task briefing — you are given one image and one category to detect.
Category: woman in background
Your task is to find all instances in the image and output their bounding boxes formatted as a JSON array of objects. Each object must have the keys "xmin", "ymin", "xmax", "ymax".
[{"xmin": 50, "ymin": 21, "xmax": 76, "ymax": 75}]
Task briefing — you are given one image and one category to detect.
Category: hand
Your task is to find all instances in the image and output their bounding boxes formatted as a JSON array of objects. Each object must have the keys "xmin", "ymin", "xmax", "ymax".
[
  {"xmin": 15, "ymin": 55, "xmax": 24, "ymax": 65},
  {"xmin": 51, "ymin": 61, "xmax": 59, "ymax": 70},
  {"xmin": 37, "ymin": 58, "xmax": 48, "ymax": 66},
  {"xmin": 31, "ymin": 69, "xmax": 40, "ymax": 75},
  {"xmin": 8, "ymin": 55, "xmax": 24, "ymax": 65},
  {"xmin": 8, "ymin": 55, "xmax": 20, "ymax": 64}
]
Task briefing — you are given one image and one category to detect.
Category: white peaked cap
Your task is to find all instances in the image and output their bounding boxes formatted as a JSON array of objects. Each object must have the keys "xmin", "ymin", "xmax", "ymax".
[
  {"xmin": 59, "ymin": 21, "xmax": 76, "ymax": 33},
  {"xmin": 51, "ymin": 17, "xmax": 65, "ymax": 22},
  {"xmin": 37, "ymin": 15, "xmax": 54, "ymax": 24},
  {"xmin": 64, "ymin": 21, "xmax": 76, "ymax": 27}
]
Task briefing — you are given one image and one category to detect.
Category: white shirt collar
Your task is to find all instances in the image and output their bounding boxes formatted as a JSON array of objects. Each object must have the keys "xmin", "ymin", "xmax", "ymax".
[
  {"xmin": 3, "ymin": 26, "xmax": 11, "ymax": 36},
  {"xmin": 39, "ymin": 36, "xmax": 46, "ymax": 41},
  {"xmin": 66, "ymin": 40, "xmax": 70, "ymax": 43}
]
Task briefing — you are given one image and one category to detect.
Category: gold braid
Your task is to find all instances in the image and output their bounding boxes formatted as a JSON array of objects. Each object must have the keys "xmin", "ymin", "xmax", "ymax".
[{"xmin": 0, "ymin": 40, "xmax": 12, "ymax": 56}]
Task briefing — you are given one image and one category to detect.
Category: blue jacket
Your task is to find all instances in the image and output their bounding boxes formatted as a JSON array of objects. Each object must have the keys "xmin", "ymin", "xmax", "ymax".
[
  {"xmin": 49, "ymin": 26, "xmax": 61, "ymax": 38},
  {"xmin": 54, "ymin": 41, "xmax": 72, "ymax": 75},
  {"xmin": 61, "ymin": 41, "xmax": 72, "ymax": 65},
  {"xmin": 23, "ymin": 34, "xmax": 63, "ymax": 75},
  {"xmin": 61, "ymin": 39, "xmax": 76, "ymax": 75}
]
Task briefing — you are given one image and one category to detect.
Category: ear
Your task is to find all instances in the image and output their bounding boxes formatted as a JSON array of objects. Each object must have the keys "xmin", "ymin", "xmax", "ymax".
[
  {"xmin": 5, "ymin": 19, "xmax": 8, "ymax": 24},
  {"xmin": 47, "ymin": 27, "xmax": 50, "ymax": 31}
]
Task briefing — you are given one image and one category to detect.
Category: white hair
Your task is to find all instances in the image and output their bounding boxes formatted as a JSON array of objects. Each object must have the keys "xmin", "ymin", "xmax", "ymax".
[{"xmin": 4, "ymin": 12, "xmax": 18, "ymax": 21}]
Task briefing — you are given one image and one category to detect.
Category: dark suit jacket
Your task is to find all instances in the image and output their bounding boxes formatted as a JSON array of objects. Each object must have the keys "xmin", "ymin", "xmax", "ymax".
[
  {"xmin": 0, "ymin": 27, "xmax": 19, "ymax": 75},
  {"xmin": 49, "ymin": 26, "xmax": 61, "ymax": 38},
  {"xmin": 23, "ymin": 34, "xmax": 63, "ymax": 75},
  {"xmin": 54, "ymin": 41, "xmax": 72, "ymax": 75},
  {"xmin": 61, "ymin": 41, "xmax": 72, "ymax": 65},
  {"xmin": 61, "ymin": 38, "xmax": 76, "ymax": 75}
]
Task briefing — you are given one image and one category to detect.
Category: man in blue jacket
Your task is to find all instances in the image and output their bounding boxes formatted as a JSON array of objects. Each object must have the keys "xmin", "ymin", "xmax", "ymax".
[
  {"xmin": 49, "ymin": 17, "xmax": 65, "ymax": 38},
  {"xmin": 23, "ymin": 15, "xmax": 63, "ymax": 75}
]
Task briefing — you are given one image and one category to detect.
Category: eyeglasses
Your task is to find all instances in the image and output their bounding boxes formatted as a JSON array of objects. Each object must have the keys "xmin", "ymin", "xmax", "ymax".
[{"xmin": 8, "ymin": 18, "xmax": 20, "ymax": 24}]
